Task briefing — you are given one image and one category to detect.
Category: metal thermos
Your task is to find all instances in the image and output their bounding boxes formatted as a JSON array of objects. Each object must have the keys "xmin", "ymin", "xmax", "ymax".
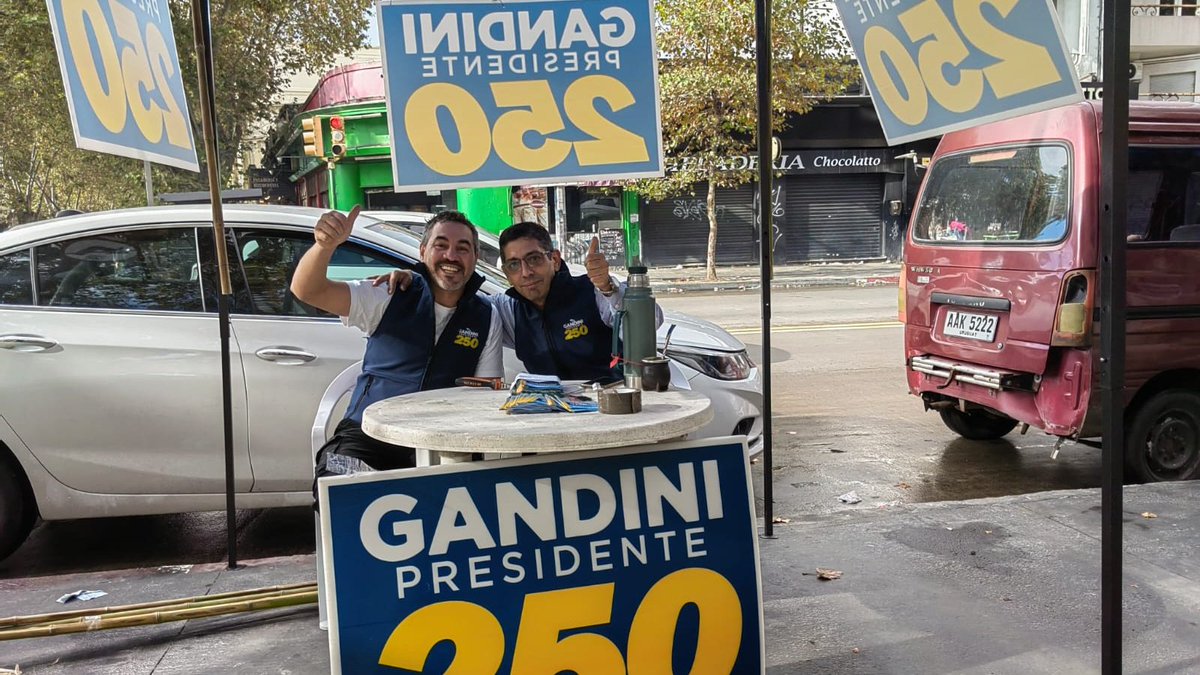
[{"xmin": 620, "ymin": 266, "xmax": 657, "ymax": 389}]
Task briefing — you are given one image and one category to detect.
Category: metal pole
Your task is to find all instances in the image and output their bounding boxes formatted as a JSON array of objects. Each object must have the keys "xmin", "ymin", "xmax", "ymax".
[
  {"xmin": 1099, "ymin": 0, "xmax": 1129, "ymax": 668},
  {"xmin": 755, "ymin": 0, "xmax": 775, "ymax": 537},
  {"xmin": 190, "ymin": 0, "xmax": 238, "ymax": 570},
  {"xmin": 143, "ymin": 161, "xmax": 154, "ymax": 206}
]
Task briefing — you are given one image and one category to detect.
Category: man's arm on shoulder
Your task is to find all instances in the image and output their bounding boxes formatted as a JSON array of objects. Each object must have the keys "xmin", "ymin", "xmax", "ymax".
[
  {"xmin": 489, "ymin": 293, "xmax": 518, "ymax": 349},
  {"xmin": 474, "ymin": 306, "xmax": 505, "ymax": 378}
]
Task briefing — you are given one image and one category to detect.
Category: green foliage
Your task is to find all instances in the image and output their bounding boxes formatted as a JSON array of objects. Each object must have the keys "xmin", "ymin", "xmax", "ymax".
[
  {"xmin": 632, "ymin": 0, "xmax": 855, "ymax": 200},
  {"xmin": 0, "ymin": 0, "xmax": 371, "ymax": 229}
]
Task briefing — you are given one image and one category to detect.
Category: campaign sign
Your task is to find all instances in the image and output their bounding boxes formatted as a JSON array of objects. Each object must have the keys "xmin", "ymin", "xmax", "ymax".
[
  {"xmin": 319, "ymin": 437, "xmax": 763, "ymax": 674},
  {"xmin": 46, "ymin": 0, "xmax": 199, "ymax": 171},
  {"xmin": 833, "ymin": 0, "xmax": 1082, "ymax": 145},
  {"xmin": 377, "ymin": 0, "xmax": 664, "ymax": 191}
]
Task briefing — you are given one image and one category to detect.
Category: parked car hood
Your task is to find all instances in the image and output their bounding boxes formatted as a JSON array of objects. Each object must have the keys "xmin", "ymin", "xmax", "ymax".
[{"xmin": 658, "ymin": 310, "xmax": 745, "ymax": 352}]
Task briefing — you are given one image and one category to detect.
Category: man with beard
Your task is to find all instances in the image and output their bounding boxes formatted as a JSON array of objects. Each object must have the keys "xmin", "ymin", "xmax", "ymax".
[
  {"xmin": 379, "ymin": 221, "xmax": 660, "ymax": 383},
  {"xmin": 292, "ymin": 206, "xmax": 502, "ymax": 483}
]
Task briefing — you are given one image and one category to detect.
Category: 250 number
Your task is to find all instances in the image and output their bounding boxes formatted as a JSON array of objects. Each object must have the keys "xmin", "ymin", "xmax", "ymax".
[
  {"xmin": 405, "ymin": 76, "xmax": 650, "ymax": 176},
  {"xmin": 378, "ymin": 567, "xmax": 743, "ymax": 674},
  {"xmin": 863, "ymin": 0, "xmax": 1062, "ymax": 126},
  {"xmin": 62, "ymin": 0, "xmax": 192, "ymax": 149}
]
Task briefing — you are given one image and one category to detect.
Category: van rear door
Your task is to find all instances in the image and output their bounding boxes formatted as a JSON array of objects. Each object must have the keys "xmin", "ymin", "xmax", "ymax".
[{"xmin": 905, "ymin": 144, "xmax": 1078, "ymax": 376}]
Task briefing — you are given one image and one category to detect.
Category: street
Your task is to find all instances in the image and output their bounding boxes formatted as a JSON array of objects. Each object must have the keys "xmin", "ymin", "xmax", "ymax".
[{"xmin": 0, "ymin": 285, "xmax": 1103, "ymax": 579}]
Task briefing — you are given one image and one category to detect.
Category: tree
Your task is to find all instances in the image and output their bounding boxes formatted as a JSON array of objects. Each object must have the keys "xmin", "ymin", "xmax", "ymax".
[
  {"xmin": 630, "ymin": 0, "xmax": 855, "ymax": 280},
  {"xmin": 0, "ymin": 1, "xmax": 372, "ymax": 229}
]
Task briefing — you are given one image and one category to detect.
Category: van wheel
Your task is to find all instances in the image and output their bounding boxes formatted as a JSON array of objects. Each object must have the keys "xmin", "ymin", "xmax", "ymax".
[
  {"xmin": 938, "ymin": 407, "xmax": 1018, "ymax": 440},
  {"xmin": 1125, "ymin": 389, "xmax": 1200, "ymax": 483},
  {"xmin": 0, "ymin": 459, "xmax": 36, "ymax": 561}
]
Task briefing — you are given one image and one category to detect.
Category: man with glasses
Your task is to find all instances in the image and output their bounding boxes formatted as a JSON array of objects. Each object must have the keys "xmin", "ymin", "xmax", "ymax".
[
  {"xmin": 293, "ymin": 206, "xmax": 503, "ymax": 483},
  {"xmin": 381, "ymin": 221, "xmax": 660, "ymax": 382}
]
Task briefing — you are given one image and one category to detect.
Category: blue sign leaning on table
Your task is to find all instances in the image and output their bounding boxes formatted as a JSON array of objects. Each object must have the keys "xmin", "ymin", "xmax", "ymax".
[
  {"xmin": 319, "ymin": 437, "xmax": 764, "ymax": 674},
  {"xmin": 833, "ymin": 0, "xmax": 1082, "ymax": 145},
  {"xmin": 377, "ymin": 0, "xmax": 664, "ymax": 191},
  {"xmin": 45, "ymin": 0, "xmax": 199, "ymax": 171}
]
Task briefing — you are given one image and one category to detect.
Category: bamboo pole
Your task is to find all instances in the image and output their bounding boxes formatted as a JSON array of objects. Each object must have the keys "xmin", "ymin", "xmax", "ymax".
[
  {"xmin": 0, "ymin": 582, "xmax": 315, "ymax": 629},
  {"xmin": 0, "ymin": 589, "xmax": 316, "ymax": 642}
]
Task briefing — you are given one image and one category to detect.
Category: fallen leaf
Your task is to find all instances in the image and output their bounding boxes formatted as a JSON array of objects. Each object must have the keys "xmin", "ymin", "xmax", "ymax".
[
  {"xmin": 852, "ymin": 647, "xmax": 861, "ymax": 654},
  {"xmin": 816, "ymin": 568, "xmax": 843, "ymax": 581},
  {"xmin": 895, "ymin": 482, "xmax": 911, "ymax": 490},
  {"xmin": 772, "ymin": 516, "xmax": 791, "ymax": 524},
  {"xmin": 1141, "ymin": 512, "xmax": 1158, "ymax": 519}
]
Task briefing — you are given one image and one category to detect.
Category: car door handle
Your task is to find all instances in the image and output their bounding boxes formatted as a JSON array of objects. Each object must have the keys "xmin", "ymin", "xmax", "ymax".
[
  {"xmin": 0, "ymin": 334, "xmax": 59, "ymax": 352},
  {"xmin": 255, "ymin": 347, "xmax": 317, "ymax": 364}
]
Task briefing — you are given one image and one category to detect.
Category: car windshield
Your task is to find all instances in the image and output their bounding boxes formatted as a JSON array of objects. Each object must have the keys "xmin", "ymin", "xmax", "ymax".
[
  {"xmin": 366, "ymin": 220, "xmax": 509, "ymax": 287},
  {"xmin": 913, "ymin": 144, "xmax": 1071, "ymax": 244}
]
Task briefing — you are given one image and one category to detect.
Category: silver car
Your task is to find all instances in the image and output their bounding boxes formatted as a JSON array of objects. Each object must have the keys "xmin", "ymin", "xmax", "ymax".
[{"xmin": 0, "ymin": 205, "xmax": 762, "ymax": 559}]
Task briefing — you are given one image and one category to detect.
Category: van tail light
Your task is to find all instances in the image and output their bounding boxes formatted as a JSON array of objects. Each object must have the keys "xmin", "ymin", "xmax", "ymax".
[
  {"xmin": 1051, "ymin": 270, "xmax": 1095, "ymax": 347},
  {"xmin": 898, "ymin": 266, "xmax": 908, "ymax": 323}
]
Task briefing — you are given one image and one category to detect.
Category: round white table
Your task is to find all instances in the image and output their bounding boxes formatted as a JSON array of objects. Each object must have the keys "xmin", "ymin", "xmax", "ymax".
[{"xmin": 361, "ymin": 387, "xmax": 714, "ymax": 463}]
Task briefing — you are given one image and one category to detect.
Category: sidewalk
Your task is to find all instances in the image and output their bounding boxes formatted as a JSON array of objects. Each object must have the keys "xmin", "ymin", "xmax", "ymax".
[
  {"xmin": 643, "ymin": 260, "xmax": 902, "ymax": 294},
  {"xmin": 3, "ymin": 482, "xmax": 1197, "ymax": 674}
]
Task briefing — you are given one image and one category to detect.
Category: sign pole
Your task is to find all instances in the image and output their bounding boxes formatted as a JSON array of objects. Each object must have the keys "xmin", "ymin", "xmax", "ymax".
[
  {"xmin": 143, "ymin": 161, "xmax": 154, "ymax": 206},
  {"xmin": 1099, "ymin": 0, "xmax": 1130, "ymax": 668},
  {"xmin": 190, "ymin": 0, "xmax": 238, "ymax": 570},
  {"xmin": 754, "ymin": 0, "xmax": 775, "ymax": 537}
]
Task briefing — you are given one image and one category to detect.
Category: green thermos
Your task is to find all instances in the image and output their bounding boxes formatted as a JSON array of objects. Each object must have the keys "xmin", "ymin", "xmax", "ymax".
[{"xmin": 616, "ymin": 266, "xmax": 658, "ymax": 389}]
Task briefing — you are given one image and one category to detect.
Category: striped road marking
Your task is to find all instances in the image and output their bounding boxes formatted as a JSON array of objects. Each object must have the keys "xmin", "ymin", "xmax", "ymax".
[{"xmin": 726, "ymin": 320, "xmax": 901, "ymax": 336}]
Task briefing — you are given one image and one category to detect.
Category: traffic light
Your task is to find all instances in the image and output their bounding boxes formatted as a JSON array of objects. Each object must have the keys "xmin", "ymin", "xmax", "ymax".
[
  {"xmin": 301, "ymin": 116, "xmax": 324, "ymax": 158},
  {"xmin": 329, "ymin": 116, "xmax": 346, "ymax": 158}
]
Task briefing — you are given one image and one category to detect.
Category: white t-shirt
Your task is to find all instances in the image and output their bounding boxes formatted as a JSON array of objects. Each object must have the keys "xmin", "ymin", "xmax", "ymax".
[{"xmin": 341, "ymin": 279, "xmax": 504, "ymax": 378}]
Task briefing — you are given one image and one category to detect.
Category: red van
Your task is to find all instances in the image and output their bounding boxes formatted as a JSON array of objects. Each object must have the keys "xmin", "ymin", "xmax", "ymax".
[{"xmin": 902, "ymin": 101, "xmax": 1200, "ymax": 482}]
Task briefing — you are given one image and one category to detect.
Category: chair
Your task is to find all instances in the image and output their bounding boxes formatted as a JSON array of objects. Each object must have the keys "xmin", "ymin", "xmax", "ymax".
[
  {"xmin": 311, "ymin": 361, "xmax": 362, "ymax": 631},
  {"xmin": 1169, "ymin": 224, "xmax": 1200, "ymax": 242}
]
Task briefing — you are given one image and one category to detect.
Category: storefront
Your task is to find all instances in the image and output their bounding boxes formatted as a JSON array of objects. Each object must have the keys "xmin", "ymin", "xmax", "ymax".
[{"xmin": 639, "ymin": 148, "xmax": 906, "ymax": 266}]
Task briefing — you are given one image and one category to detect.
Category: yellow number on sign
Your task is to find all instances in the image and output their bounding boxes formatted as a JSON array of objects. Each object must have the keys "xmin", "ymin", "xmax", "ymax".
[
  {"xmin": 62, "ymin": 0, "xmax": 127, "ymax": 134},
  {"xmin": 510, "ymin": 583, "xmax": 626, "ymax": 675},
  {"xmin": 627, "ymin": 568, "xmax": 742, "ymax": 675},
  {"xmin": 491, "ymin": 80, "xmax": 573, "ymax": 172},
  {"xmin": 378, "ymin": 600, "xmax": 504, "ymax": 673},
  {"xmin": 898, "ymin": 0, "xmax": 984, "ymax": 114},
  {"xmin": 863, "ymin": 26, "xmax": 929, "ymax": 126},
  {"xmin": 954, "ymin": 0, "xmax": 1061, "ymax": 98},
  {"xmin": 405, "ymin": 83, "xmax": 492, "ymax": 176},
  {"xmin": 564, "ymin": 75, "xmax": 650, "ymax": 167},
  {"xmin": 145, "ymin": 22, "xmax": 193, "ymax": 150},
  {"xmin": 110, "ymin": 1, "xmax": 162, "ymax": 143}
]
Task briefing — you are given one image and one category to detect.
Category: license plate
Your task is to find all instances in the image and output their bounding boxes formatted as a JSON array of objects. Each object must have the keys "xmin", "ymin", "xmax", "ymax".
[{"xmin": 943, "ymin": 310, "xmax": 998, "ymax": 342}]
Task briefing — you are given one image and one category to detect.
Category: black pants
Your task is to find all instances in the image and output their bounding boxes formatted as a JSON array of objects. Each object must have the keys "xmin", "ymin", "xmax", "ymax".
[{"xmin": 313, "ymin": 418, "xmax": 416, "ymax": 508}]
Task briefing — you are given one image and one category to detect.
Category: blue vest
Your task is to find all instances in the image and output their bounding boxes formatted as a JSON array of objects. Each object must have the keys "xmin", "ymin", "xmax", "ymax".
[
  {"xmin": 507, "ymin": 267, "xmax": 620, "ymax": 383},
  {"xmin": 345, "ymin": 265, "xmax": 492, "ymax": 423}
]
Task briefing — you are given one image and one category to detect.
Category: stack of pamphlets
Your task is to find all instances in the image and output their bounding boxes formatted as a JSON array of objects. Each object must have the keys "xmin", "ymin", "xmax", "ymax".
[{"xmin": 500, "ymin": 374, "xmax": 599, "ymax": 414}]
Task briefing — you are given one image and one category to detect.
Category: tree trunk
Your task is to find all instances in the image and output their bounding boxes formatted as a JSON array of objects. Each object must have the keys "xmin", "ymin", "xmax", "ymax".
[{"xmin": 705, "ymin": 180, "xmax": 718, "ymax": 281}]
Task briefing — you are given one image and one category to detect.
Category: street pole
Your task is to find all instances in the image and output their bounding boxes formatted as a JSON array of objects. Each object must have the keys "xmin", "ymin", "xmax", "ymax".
[
  {"xmin": 754, "ymin": 0, "xmax": 775, "ymax": 537},
  {"xmin": 1099, "ymin": 0, "xmax": 1129, "ymax": 668},
  {"xmin": 143, "ymin": 161, "xmax": 154, "ymax": 206},
  {"xmin": 190, "ymin": 0, "xmax": 238, "ymax": 570}
]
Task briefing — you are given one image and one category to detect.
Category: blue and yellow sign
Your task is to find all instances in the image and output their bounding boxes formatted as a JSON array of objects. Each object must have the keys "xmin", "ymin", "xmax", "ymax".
[
  {"xmin": 46, "ymin": 0, "xmax": 198, "ymax": 171},
  {"xmin": 319, "ymin": 438, "xmax": 764, "ymax": 674},
  {"xmin": 834, "ymin": 0, "xmax": 1082, "ymax": 145},
  {"xmin": 378, "ymin": 0, "xmax": 664, "ymax": 191}
]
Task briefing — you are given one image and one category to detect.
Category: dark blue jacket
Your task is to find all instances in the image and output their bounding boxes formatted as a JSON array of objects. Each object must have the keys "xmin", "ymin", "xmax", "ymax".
[
  {"xmin": 507, "ymin": 266, "xmax": 620, "ymax": 383},
  {"xmin": 345, "ymin": 264, "xmax": 492, "ymax": 423}
]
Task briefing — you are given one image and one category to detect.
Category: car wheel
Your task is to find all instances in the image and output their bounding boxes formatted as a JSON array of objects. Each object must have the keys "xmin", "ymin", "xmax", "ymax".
[
  {"xmin": 1125, "ymin": 389, "xmax": 1200, "ymax": 483},
  {"xmin": 938, "ymin": 406, "xmax": 1018, "ymax": 440},
  {"xmin": 0, "ymin": 458, "xmax": 36, "ymax": 560}
]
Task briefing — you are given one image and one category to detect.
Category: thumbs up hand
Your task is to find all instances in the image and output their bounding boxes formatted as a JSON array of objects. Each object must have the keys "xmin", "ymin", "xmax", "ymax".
[
  {"xmin": 314, "ymin": 205, "xmax": 360, "ymax": 250},
  {"xmin": 585, "ymin": 235, "xmax": 613, "ymax": 294}
]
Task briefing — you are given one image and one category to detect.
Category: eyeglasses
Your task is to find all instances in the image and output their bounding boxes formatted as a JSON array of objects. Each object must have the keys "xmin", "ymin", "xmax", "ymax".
[{"xmin": 502, "ymin": 251, "xmax": 550, "ymax": 274}]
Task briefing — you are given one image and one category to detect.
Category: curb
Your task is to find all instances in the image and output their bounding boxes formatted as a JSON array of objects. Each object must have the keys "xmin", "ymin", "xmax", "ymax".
[{"xmin": 656, "ymin": 274, "xmax": 901, "ymax": 294}]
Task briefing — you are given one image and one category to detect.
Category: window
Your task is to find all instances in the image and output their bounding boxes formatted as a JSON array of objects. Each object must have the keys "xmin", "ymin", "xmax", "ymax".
[
  {"xmin": 233, "ymin": 230, "xmax": 404, "ymax": 317},
  {"xmin": 0, "ymin": 250, "xmax": 32, "ymax": 305},
  {"xmin": 35, "ymin": 229, "xmax": 203, "ymax": 311},
  {"xmin": 1127, "ymin": 146, "xmax": 1200, "ymax": 243},
  {"xmin": 913, "ymin": 145, "xmax": 1071, "ymax": 244}
]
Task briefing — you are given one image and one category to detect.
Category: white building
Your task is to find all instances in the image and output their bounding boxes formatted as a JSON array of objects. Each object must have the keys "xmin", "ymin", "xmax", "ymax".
[{"xmin": 1057, "ymin": 0, "xmax": 1199, "ymax": 101}]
